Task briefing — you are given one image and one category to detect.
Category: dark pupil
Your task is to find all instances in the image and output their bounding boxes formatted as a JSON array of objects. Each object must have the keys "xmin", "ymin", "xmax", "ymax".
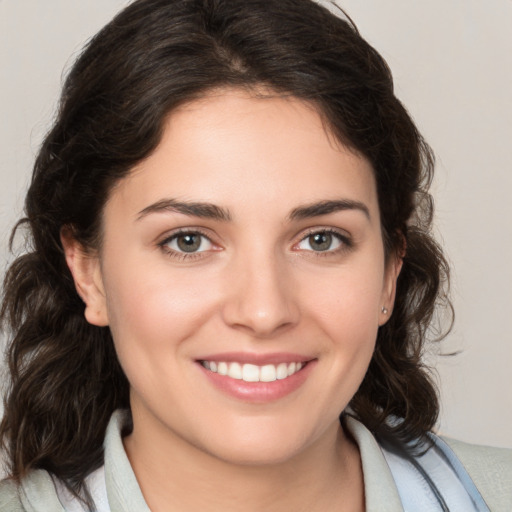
[
  {"xmin": 177, "ymin": 234, "xmax": 201, "ymax": 252},
  {"xmin": 309, "ymin": 232, "xmax": 332, "ymax": 251}
]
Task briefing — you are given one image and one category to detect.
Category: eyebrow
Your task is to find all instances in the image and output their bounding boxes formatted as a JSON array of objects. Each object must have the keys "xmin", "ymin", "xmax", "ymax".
[
  {"xmin": 288, "ymin": 199, "xmax": 370, "ymax": 221},
  {"xmin": 137, "ymin": 199, "xmax": 232, "ymax": 221},
  {"xmin": 137, "ymin": 198, "xmax": 370, "ymax": 223}
]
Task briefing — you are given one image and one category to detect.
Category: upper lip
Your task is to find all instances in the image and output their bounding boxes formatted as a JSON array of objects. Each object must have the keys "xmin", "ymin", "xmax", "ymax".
[{"xmin": 196, "ymin": 352, "xmax": 314, "ymax": 365}]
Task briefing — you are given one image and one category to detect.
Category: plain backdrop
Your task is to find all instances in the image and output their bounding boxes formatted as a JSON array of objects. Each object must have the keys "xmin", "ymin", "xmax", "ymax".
[{"xmin": 0, "ymin": 1, "xmax": 511, "ymax": 448}]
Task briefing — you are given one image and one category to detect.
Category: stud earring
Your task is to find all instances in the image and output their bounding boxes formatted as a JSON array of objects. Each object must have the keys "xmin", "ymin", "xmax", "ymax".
[{"xmin": 381, "ymin": 306, "xmax": 388, "ymax": 315}]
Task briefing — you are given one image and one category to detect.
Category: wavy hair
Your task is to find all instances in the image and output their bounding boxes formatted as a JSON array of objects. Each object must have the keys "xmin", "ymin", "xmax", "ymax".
[{"xmin": 1, "ymin": 0, "xmax": 451, "ymax": 498}]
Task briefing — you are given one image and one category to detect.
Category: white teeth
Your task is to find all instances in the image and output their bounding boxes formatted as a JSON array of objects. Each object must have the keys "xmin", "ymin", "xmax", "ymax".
[
  {"xmin": 276, "ymin": 363, "xmax": 288, "ymax": 380},
  {"xmin": 260, "ymin": 364, "xmax": 277, "ymax": 382},
  {"xmin": 202, "ymin": 360, "xmax": 305, "ymax": 382},
  {"xmin": 242, "ymin": 364, "xmax": 260, "ymax": 382},
  {"xmin": 217, "ymin": 362, "xmax": 228, "ymax": 376},
  {"xmin": 228, "ymin": 362, "xmax": 243, "ymax": 380}
]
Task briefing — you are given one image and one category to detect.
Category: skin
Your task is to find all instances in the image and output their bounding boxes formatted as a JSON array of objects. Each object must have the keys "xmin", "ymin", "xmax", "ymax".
[{"xmin": 63, "ymin": 88, "xmax": 402, "ymax": 512}]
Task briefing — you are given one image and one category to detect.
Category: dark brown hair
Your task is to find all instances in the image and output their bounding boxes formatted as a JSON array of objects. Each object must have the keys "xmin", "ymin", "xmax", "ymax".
[{"xmin": 1, "ymin": 0, "xmax": 451, "ymax": 498}]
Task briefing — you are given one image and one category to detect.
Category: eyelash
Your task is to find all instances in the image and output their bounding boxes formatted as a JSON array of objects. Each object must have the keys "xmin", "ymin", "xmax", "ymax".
[
  {"xmin": 157, "ymin": 227, "xmax": 353, "ymax": 261},
  {"xmin": 158, "ymin": 229, "xmax": 217, "ymax": 261},
  {"xmin": 295, "ymin": 228, "xmax": 353, "ymax": 257}
]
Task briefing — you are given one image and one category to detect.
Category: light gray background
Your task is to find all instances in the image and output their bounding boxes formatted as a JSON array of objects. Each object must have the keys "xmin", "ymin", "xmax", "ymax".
[{"xmin": 1, "ymin": 1, "xmax": 511, "ymax": 448}]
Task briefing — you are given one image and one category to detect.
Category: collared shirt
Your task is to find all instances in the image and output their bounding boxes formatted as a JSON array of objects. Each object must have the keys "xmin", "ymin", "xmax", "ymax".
[{"xmin": 4, "ymin": 410, "xmax": 511, "ymax": 511}]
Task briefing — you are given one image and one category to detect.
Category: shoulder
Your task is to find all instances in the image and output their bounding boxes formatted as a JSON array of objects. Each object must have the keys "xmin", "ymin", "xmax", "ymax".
[
  {"xmin": 0, "ymin": 478, "xmax": 25, "ymax": 511},
  {"xmin": 444, "ymin": 435, "xmax": 512, "ymax": 474},
  {"xmin": 0, "ymin": 470, "xmax": 66, "ymax": 512},
  {"xmin": 442, "ymin": 436, "xmax": 512, "ymax": 510}
]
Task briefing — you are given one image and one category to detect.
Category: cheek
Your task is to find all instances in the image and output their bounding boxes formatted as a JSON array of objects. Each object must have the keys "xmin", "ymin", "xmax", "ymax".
[
  {"xmin": 101, "ymin": 264, "xmax": 225, "ymax": 418},
  {"xmin": 101, "ymin": 259, "xmax": 220, "ymax": 365},
  {"xmin": 305, "ymin": 261, "xmax": 385, "ymax": 338},
  {"xmin": 300, "ymin": 255, "xmax": 385, "ymax": 390}
]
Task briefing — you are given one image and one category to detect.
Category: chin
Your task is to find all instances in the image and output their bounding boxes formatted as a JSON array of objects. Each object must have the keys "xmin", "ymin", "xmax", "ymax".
[
  {"xmin": 192, "ymin": 414, "xmax": 325, "ymax": 467},
  {"xmin": 205, "ymin": 436, "xmax": 307, "ymax": 467}
]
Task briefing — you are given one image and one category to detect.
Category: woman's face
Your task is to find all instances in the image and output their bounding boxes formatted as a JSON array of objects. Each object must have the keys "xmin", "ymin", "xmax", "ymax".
[{"xmin": 73, "ymin": 89, "xmax": 400, "ymax": 465}]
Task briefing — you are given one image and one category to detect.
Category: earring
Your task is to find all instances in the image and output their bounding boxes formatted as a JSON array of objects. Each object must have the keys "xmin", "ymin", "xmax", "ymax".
[{"xmin": 381, "ymin": 306, "xmax": 388, "ymax": 315}]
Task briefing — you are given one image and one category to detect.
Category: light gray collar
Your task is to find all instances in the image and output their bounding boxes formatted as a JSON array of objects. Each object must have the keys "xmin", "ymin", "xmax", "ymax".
[
  {"xmin": 343, "ymin": 415, "xmax": 404, "ymax": 512},
  {"xmin": 99, "ymin": 411, "xmax": 406, "ymax": 512},
  {"xmin": 19, "ymin": 411, "xmax": 404, "ymax": 511},
  {"xmin": 104, "ymin": 410, "xmax": 151, "ymax": 512}
]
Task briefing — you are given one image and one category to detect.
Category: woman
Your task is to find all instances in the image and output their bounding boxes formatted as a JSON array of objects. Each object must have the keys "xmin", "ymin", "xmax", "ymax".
[{"xmin": 1, "ymin": 0, "xmax": 510, "ymax": 510}]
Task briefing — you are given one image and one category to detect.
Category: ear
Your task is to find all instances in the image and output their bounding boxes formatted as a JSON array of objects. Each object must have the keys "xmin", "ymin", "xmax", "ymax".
[
  {"xmin": 60, "ymin": 227, "xmax": 109, "ymax": 327},
  {"xmin": 378, "ymin": 252, "xmax": 403, "ymax": 326}
]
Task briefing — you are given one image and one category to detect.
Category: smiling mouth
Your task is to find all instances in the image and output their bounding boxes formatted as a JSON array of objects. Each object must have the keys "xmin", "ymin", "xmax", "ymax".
[{"xmin": 200, "ymin": 360, "xmax": 306, "ymax": 383}]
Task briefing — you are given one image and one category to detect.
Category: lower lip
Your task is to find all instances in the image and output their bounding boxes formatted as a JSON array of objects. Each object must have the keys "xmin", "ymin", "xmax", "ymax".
[{"xmin": 197, "ymin": 361, "xmax": 316, "ymax": 403}]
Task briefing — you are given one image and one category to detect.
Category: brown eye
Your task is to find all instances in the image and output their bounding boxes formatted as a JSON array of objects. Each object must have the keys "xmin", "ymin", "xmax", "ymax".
[
  {"xmin": 296, "ymin": 230, "xmax": 346, "ymax": 253},
  {"xmin": 177, "ymin": 234, "xmax": 202, "ymax": 252},
  {"xmin": 308, "ymin": 232, "xmax": 333, "ymax": 252},
  {"xmin": 161, "ymin": 232, "xmax": 213, "ymax": 254}
]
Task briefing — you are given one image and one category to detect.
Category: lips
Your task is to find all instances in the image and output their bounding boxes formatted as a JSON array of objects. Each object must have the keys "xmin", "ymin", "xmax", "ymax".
[{"xmin": 196, "ymin": 353, "xmax": 315, "ymax": 402}]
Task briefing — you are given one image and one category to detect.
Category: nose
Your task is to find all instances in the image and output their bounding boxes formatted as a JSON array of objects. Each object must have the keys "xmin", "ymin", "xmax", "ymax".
[{"xmin": 221, "ymin": 252, "xmax": 300, "ymax": 338}]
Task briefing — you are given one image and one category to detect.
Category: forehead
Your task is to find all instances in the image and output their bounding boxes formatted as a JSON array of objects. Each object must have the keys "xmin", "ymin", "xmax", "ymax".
[{"xmin": 105, "ymin": 89, "xmax": 378, "ymax": 222}]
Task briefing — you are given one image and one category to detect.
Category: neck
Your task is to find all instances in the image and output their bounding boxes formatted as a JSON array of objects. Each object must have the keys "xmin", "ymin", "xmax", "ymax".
[{"xmin": 123, "ymin": 414, "xmax": 364, "ymax": 512}]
